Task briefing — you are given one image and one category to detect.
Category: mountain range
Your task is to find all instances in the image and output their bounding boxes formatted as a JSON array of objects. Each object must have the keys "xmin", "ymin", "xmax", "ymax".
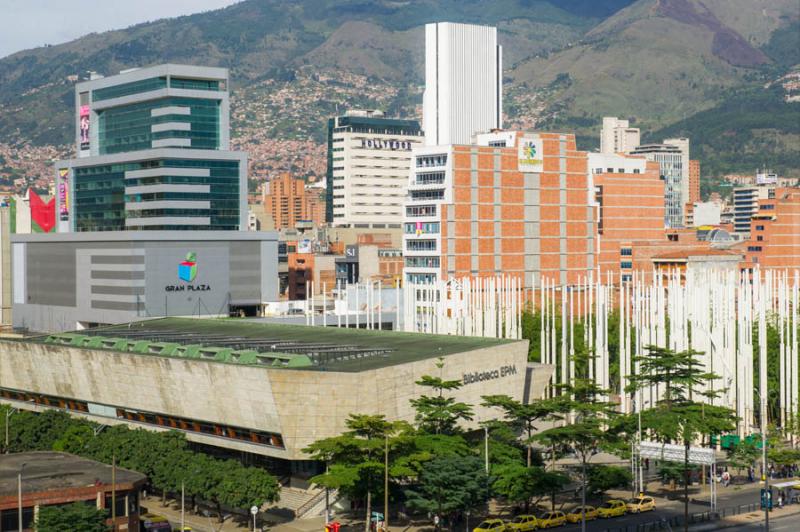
[{"xmin": 0, "ymin": 0, "xmax": 798, "ymax": 185}]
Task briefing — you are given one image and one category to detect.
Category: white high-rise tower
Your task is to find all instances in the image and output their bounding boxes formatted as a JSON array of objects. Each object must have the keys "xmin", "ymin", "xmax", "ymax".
[{"xmin": 423, "ymin": 22, "xmax": 502, "ymax": 146}]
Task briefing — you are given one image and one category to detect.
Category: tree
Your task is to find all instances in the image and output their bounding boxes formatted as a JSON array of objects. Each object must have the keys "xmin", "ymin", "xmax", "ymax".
[
  {"xmin": 410, "ymin": 371, "xmax": 473, "ymax": 435},
  {"xmin": 36, "ymin": 502, "xmax": 109, "ymax": 532},
  {"xmin": 727, "ymin": 439, "xmax": 760, "ymax": 482},
  {"xmin": 586, "ymin": 465, "xmax": 631, "ymax": 498},
  {"xmin": 533, "ymin": 349, "xmax": 619, "ymax": 532},
  {"xmin": 492, "ymin": 464, "xmax": 569, "ymax": 511},
  {"xmin": 305, "ymin": 414, "xmax": 403, "ymax": 532},
  {"xmin": 482, "ymin": 395, "xmax": 562, "ymax": 467},
  {"xmin": 404, "ymin": 455, "xmax": 488, "ymax": 528},
  {"xmin": 625, "ymin": 346, "xmax": 737, "ymax": 532}
]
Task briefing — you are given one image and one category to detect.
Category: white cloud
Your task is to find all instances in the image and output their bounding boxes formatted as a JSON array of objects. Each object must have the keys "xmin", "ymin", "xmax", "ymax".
[{"xmin": 0, "ymin": 0, "xmax": 242, "ymax": 59}]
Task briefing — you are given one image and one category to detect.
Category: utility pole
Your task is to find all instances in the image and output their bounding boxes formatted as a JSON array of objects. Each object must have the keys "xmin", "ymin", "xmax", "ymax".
[
  {"xmin": 181, "ymin": 479, "xmax": 185, "ymax": 532},
  {"xmin": 111, "ymin": 453, "xmax": 117, "ymax": 531},
  {"xmin": 763, "ymin": 396, "xmax": 769, "ymax": 532},
  {"xmin": 18, "ymin": 470, "xmax": 23, "ymax": 532},
  {"xmin": 384, "ymin": 433, "xmax": 389, "ymax": 531}
]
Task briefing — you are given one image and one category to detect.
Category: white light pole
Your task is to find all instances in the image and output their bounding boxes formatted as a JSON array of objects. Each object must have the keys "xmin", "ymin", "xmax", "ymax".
[
  {"xmin": 251, "ymin": 505, "xmax": 258, "ymax": 532},
  {"xmin": 181, "ymin": 479, "xmax": 185, "ymax": 532},
  {"xmin": 483, "ymin": 426, "xmax": 489, "ymax": 474},
  {"xmin": 4, "ymin": 407, "xmax": 17, "ymax": 454},
  {"xmin": 18, "ymin": 462, "xmax": 26, "ymax": 532}
]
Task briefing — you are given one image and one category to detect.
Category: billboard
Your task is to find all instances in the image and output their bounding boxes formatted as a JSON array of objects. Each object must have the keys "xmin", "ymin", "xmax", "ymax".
[
  {"xmin": 79, "ymin": 105, "xmax": 90, "ymax": 151},
  {"xmin": 58, "ymin": 168, "xmax": 70, "ymax": 222},
  {"xmin": 518, "ymin": 137, "xmax": 544, "ymax": 173}
]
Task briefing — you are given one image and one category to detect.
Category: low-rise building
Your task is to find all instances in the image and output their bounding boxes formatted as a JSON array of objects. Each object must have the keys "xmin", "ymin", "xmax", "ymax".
[
  {"xmin": 742, "ymin": 187, "xmax": 800, "ymax": 271},
  {"xmin": 0, "ymin": 452, "xmax": 146, "ymax": 531}
]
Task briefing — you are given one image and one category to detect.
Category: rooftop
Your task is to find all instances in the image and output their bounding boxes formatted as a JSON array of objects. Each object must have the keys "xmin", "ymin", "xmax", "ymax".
[
  {"xmin": 652, "ymin": 249, "xmax": 742, "ymax": 261},
  {"xmin": 0, "ymin": 452, "xmax": 146, "ymax": 498},
  {"xmin": 25, "ymin": 317, "xmax": 514, "ymax": 373}
]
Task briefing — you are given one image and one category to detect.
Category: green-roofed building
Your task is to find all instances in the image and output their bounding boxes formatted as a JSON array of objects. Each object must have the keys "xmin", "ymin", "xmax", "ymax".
[{"xmin": 0, "ymin": 317, "xmax": 551, "ymax": 466}]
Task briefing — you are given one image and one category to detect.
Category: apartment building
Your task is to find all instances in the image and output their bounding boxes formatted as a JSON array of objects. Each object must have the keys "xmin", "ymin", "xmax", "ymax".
[
  {"xmin": 325, "ymin": 110, "xmax": 423, "ymax": 228},
  {"xmin": 403, "ymin": 131, "xmax": 595, "ymax": 288},
  {"xmin": 263, "ymin": 173, "xmax": 324, "ymax": 229},
  {"xmin": 600, "ymin": 117, "xmax": 640, "ymax": 155},
  {"xmin": 743, "ymin": 188, "xmax": 800, "ymax": 271}
]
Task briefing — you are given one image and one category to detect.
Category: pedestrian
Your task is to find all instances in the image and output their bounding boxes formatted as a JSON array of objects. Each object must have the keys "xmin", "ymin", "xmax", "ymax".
[
  {"xmin": 722, "ymin": 470, "xmax": 730, "ymax": 487},
  {"xmin": 778, "ymin": 490, "xmax": 784, "ymax": 509},
  {"xmin": 748, "ymin": 467, "xmax": 754, "ymax": 483}
]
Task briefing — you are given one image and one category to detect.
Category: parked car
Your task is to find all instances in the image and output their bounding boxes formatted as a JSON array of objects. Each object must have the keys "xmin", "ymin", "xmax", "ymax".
[
  {"xmin": 506, "ymin": 514, "xmax": 539, "ymax": 532},
  {"xmin": 565, "ymin": 505, "xmax": 598, "ymax": 523},
  {"xmin": 597, "ymin": 499, "xmax": 627, "ymax": 518},
  {"xmin": 474, "ymin": 519, "xmax": 508, "ymax": 532},
  {"xmin": 536, "ymin": 511, "xmax": 566, "ymax": 528},
  {"xmin": 626, "ymin": 496, "xmax": 656, "ymax": 513}
]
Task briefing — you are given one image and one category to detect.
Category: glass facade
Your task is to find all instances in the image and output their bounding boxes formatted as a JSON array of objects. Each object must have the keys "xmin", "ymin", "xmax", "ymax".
[
  {"xmin": 97, "ymin": 97, "xmax": 220, "ymax": 155},
  {"xmin": 74, "ymin": 158, "xmax": 240, "ymax": 232},
  {"xmin": 93, "ymin": 77, "xmax": 167, "ymax": 101},
  {"xmin": 169, "ymin": 77, "xmax": 220, "ymax": 91}
]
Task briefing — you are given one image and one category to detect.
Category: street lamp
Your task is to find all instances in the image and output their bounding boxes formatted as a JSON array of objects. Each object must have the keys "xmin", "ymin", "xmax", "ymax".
[
  {"xmin": 250, "ymin": 505, "xmax": 258, "ymax": 532},
  {"xmin": 632, "ymin": 397, "xmax": 650, "ymax": 496},
  {"xmin": 5, "ymin": 407, "xmax": 17, "ymax": 454}
]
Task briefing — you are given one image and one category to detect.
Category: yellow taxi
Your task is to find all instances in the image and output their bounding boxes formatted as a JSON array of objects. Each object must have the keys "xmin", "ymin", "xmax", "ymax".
[
  {"xmin": 474, "ymin": 519, "xmax": 508, "ymax": 532},
  {"xmin": 565, "ymin": 505, "xmax": 598, "ymax": 523},
  {"xmin": 626, "ymin": 496, "xmax": 656, "ymax": 513},
  {"xmin": 536, "ymin": 511, "xmax": 566, "ymax": 528},
  {"xmin": 506, "ymin": 515, "xmax": 539, "ymax": 532},
  {"xmin": 596, "ymin": 499, "xmax": 627, "ymax": 518}
]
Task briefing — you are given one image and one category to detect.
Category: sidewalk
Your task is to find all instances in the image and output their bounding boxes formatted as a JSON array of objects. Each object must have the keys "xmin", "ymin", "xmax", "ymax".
[
  {"xmin": 141, "ymin": 495, "xmax": 254, "ymax": 532},
  {"xmin": 690, "ymin": 501, "xmax": 800, "ymax": 530}
]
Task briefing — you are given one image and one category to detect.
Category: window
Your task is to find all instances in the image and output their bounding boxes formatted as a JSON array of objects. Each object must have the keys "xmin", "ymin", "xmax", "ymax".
[
  {"xmin": 410, "ymin": 189, "xmax": 444, "ymax": 201},
  {"xmin": 404, "ymin": 222, "xmax": 440, "ymax": 234},
  {"xmin": 633, "ymin": 169, "xmax": 640, "ymax": 174},
  {"xmin": 406, "ymin": 205, "xmax": 437, "ymax": 217},
  {"xmin": 755, "ymin": 225, "xmax": 764, "ymax": 230},
  {"xmin": 488, "ymin": 140, "xmax": 506, "ymax": 147},
  {"xmin": 761, "ymin": 204, "xmax": 775, "ymax": 210},
  {"xmin": 621, "ymin": 248, "xmax": 633, "ymax": 256},
  {"xmin": 416, "ymin": 154, "xmax": 447, "ymax": 168},
  {"xmin": 756, "ymin": 235, "xmax": 763, "ymax": 241},
  {"xmin": 406, "ymin": 240, "xmax": 437, "ymax": 251},
  {"xmin": 747, "ymin": 246, "xmax": 762, "ymax": 252},
  {"xmin": 407, "ymin": 273, "xmax": 436, "ymax": 283},
  {"xmin": 415, "ymin": 171, "xmax": 445, "ymax": 185},
  {"xmin": 620, "ymin": 261, "xmax": 633, "ymax": 269},
  {"xmin": 622, "ymin": 274, "xmax": 632, "ymax": 282},
  {"xmin": 405, "ymin": 256, "xmax": 440, "ymax": 268},
  {"xmin": 92, "ymin": 77, "xmax": 167, "ymax": 101},
  {"xmin": 668, "ymin": 234, "xmax": 679, "ymax": 242}
]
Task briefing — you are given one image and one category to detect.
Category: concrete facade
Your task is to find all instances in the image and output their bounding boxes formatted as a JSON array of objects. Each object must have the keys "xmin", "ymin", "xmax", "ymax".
[
  {"xmin": 11, "ymin": 231, "xmax": 278, "ymax": 332},
  {"xmin": 600, "ymin": 117, "xmax": 640, "ymax": 155},
  {"xmin": 742, "ymin": 187, "xmax": 800, "ymax": 271},
  {"xmin": 423, "ymin": 23, "xmax": 502, "ymax": 146},
  {"xmin": 0, "ymin": 333, "xmax": 532, "ymax": 461}
]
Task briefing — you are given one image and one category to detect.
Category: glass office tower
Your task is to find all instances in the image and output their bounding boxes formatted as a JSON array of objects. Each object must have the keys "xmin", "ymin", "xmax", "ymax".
[{"xmin": 55, "ymin": 64, "xmax": 247, "ymax": 232}]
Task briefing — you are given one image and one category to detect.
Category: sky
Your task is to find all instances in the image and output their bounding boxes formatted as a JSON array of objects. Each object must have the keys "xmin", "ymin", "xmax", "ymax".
[{"xmin": 1, "ymin": 0, "xmax": 242, "ymax": 59}]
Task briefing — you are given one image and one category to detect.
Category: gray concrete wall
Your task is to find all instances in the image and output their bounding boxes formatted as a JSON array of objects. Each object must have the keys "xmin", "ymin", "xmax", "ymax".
[{"xmin": 0, "ymin": 338, "xmax": 529, "ymax": 460}]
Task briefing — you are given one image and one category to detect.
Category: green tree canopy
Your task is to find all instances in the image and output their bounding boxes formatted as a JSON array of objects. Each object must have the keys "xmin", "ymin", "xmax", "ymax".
[
  {"xmin": 36, "ymin": 502, "xmax": 109, "ymax": 532},
  {"xmin": 404, "ymin": 454, "xmax": 489, "ymax": 520}
]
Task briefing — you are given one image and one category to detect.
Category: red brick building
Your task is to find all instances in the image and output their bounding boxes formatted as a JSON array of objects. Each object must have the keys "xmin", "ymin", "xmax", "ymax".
[
  {"xmin": 263, "ymin": 174, "xmax": 325, "ymax": 229},
  {"xmin": 742, "ymin": 187, "xmax": 800, "ymax": 271}
]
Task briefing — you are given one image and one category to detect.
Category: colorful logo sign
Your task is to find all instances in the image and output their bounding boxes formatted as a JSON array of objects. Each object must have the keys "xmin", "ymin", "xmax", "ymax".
[
  {"xmin": 518, "ymin": 138, "xmax": 544, "ymax": 172},
  {"xmin": 79, "ymin": 105, "xmax": 90, "ymax": 151},
  {"xmin": 58, "ymin": 168, "xmax": 70, "ymax": 222},
  {"xmin": 178, "ymin": 252, "xmax": 197, "ymax": 282}
]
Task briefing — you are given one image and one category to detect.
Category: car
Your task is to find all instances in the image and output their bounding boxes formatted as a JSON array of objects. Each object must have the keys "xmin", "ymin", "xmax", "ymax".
[
  {"xmin": 536, "ymin": 511, "xmax": 566, "ymax": 529},
  {"xmin": 565, "ymin": 505, "xmax": 598, "ymax": 523},
  {"xmin": 626, "ymin": 496, "xmax": 656, "ymax": 513},
  {"xmin": 474, "ymin": 519, "xmax": 507, "ymax": 532},
  {"xmin": 596, "ymin": 499, "xmax": 627, "ymax": 518},
  {"xmin": 506, "ymin": 514, "xmax": 539, "ymax": 532}
]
